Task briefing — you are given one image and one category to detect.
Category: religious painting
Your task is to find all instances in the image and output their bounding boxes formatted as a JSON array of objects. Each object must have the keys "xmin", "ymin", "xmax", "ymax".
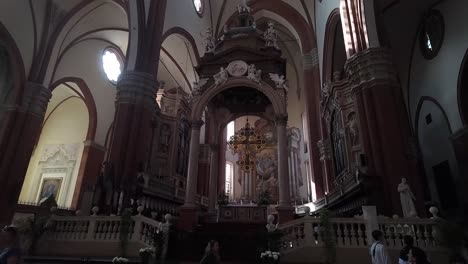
[
  {"xmin": 37, "ymin": 177, "xmax": 62, "ymax": 204},
  {"xmin": 254, "ymin": 118, "xmax": 276, "ymax": 144},
  {"xmin": 255, "ymin": 149, "xmax": 279, "ymax": 203}
]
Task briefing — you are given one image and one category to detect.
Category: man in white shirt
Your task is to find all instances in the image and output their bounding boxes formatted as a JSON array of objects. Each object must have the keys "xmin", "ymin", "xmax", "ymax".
[{"xmin": 370, "ymin": 230, "xmax": 391, "ymax": 264}]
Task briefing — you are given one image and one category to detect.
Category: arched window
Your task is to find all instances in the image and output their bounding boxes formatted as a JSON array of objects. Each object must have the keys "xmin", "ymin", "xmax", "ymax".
[
  {"xmin": 102, "ymin": 48, "xmax": 123, "ymax": 84},
  {"xmin": 419, "ymin": 10, "xmax": 444, "ymax": 60},
  {"xmin": 193, "ymin": 0, "xmax": 203, "ymax": 16}
]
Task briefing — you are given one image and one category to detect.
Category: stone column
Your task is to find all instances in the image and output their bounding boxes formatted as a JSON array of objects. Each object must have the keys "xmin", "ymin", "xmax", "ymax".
[
  {"xmin": 107, "ymin": 71, "xmax": 158, "ymax": 210},
  {"xmin": 450, "ymin": 127, "xmax": 468, "ymax": 208},
  {"xmin": 72, "ymin": 141, "xmax": 106, "ymax": 211},
  {"xmin": 275, "ymin": 115, "xmax": 294, "ymax": 222},
  {"xmin": 0, "ymin": 82, "xmax": 51, "ymax": 225},
  {"xmin": 302, "ymin": 50, "xmax": 326, "ymax": 199},
  {"xmin": 346, "ymin": 47, "xmax": 425, "ymax": 215},
  {"xmin": 208, "ymin": 144, "xmax": 219, "ymax": 212},
  {"xmin": 179, "ymin": 120, "xmax": 203, "ymax": 230}
]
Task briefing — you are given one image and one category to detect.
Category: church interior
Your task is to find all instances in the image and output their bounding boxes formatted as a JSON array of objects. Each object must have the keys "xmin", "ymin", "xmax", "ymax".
[{"xmin": 0, "ymin": 0, "xmax": 467, "ymax": 263}]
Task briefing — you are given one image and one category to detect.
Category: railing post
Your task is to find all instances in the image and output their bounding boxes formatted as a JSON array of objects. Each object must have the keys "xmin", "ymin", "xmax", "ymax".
[
  {"xmin": 86, "ymin": 218, "xmax": 96, "ymax": 240},
  {"xmin": 362, "ymin": 206, "xmax": 378, "ymax": 245},
  {"xmin": 132, "ymin": 216, "xmax": 142, "ymax": 242}
]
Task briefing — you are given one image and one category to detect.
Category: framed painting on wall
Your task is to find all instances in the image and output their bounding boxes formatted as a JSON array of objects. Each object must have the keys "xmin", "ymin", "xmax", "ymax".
[{"xmin": 37, "ymin": 177, "xmax": 63, "ymax": 204}]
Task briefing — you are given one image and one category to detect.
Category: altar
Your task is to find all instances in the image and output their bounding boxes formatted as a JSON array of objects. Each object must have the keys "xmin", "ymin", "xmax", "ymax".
[{"xmin": 218, "ymin": 205, "xmax": 268, "ymax": 223}]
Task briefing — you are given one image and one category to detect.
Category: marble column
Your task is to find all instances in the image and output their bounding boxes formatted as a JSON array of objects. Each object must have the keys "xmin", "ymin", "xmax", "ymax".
[
  {"xmin": 346, "ymin": 47, "xmax": 425, "ymax": 216},
  {"xmin": 0, "ymin": 82, "xmax": 51, "ymax": 225},
  {"xmin": 184, "ymin": 120, "xmax": 204, "ymax": 205},
  {"xmin": 72, "ymin": 141, "xmax": 106, "ymax": 211},
  {"xmin": 208, "ymin": 144, "xmax": 219, "ymax": 212},
  {"xmin": 179, "ymin": 120, "xmax": 203, "ymax": 230},
  {"xmin": 107, "ymin": 71, "xmax": 158, "ymax": 210},
  {"xmin": 276, "ymin": 115, "xmax": 294, "ymax": 222}
]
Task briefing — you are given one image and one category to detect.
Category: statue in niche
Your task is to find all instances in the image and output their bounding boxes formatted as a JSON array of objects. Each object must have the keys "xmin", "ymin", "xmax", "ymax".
[
  {"xmin": 247, "ymin": 64, "xmax": 262, "ymax": 84},
  {"xmin": 346, "ymin": 112, "xmax": 359, "ymax": 146},
  {"xmin": 264, "ymin": 22, "xmax": 279, "ymax": 49},
  {"xmin": 214, "ymin": 67, "xmax": 228, "ymax": 86},
  {"xmin": 202, "ymin": 27, "xmax": 216, "ymax": 53},
  {"xmin": 331, "ymin": 112, "xmax": 346, "ymax": 175},
  {"xmin": 268, "ymin": 73, "xmax": 288, "ymax": 92},
  {"xmin": 159, "ymin": 124, "xmax": 172, "ymax": 154},
  {"xmin": 237, "ymin": 0, "xmax": 251, "ymax": 13},
  {"xmin": 398, "ymin": 178, "xmax": 417, "ymax": 218}
]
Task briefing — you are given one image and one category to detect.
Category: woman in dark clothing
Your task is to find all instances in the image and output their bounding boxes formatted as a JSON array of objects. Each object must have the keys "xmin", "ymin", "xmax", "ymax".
[
  {"xmin": 399, "ymin": 235, "xmax": 430, "ymax": 264},
  {"xmin": 0, "ymin": 226, "xmax": 21, "ymax": 264},
  {"xmin": 200, "ymin": 240, "xmax": 221, "ymax": 264}
]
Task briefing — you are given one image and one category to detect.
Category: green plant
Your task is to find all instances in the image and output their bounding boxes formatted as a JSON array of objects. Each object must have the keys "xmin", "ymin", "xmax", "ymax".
[
  {"xmin": 258, "ymin": 190, "xmax": 271, "ymax": 205},
  {"xmin": 119, "ymin": 208, "xmax": 133, "ymax": 257},
  {"xmin": 319, "ymin": 209, "xmax": 336, "ymax": 264},
  {"xmin": 14, "ymin": 215, "xmax": 50, "ymax": 255},
  {"xmin": 217, "ymin": 193, "xmax": 229, "ymax": 206}
]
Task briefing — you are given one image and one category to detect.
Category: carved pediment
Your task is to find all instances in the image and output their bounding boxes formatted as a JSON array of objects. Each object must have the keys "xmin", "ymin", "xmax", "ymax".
[{"xmin": 199, "ymin": 47, "xmax": 285, "ymax": 67}]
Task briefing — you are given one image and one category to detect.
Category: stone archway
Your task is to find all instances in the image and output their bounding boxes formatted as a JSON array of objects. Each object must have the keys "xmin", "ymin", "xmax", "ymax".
[{"xmin": 191, "ymin": 77, "xmax": 287, "ymax": 122}]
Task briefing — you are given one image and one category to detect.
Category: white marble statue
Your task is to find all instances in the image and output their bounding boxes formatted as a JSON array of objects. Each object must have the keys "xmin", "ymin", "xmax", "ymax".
[
  {"xmin": 264, "ymin": 22, "xmax": 279, "ymax": 49},
  {"xmin": 192, "ymin": 78, "xmax": 209, "ymax": 96},
  {"xmin": 237, "ymin": 0, "xmax": 251, "ymax": 13},
  {"xmin": 214, "ymin": 67, "xmax": 228, "ymax": 86},
  {"xmin": 398, "ymin": 178, "xmax": 417, "ymax": 218},
  {"xmin": 203, "ymin": 27, "xmax": 216, "ymax": 53},
  {"xmin": 268, "ymin": 73, "xmax": 288, "ymax": 91},
  {"xmin": 247, "ymin": 64, "xmax": 262, "ymax": 84},
  {"xmin": 266, "ymin": 214, "xmax": 278, "ymax": 233}
]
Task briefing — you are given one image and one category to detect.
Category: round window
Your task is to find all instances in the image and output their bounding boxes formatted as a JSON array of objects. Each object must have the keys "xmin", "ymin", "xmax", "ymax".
[
  {"xmin": 193, "ymin": 0, "xmax": 203, "ymax": 16},
  {"xmin": 419, "ymin": 10, "xmax": 444, "ymax": 60},
  {"xmin": 102, "ymin": 48, "xmax": 123, "ymax": 84}
]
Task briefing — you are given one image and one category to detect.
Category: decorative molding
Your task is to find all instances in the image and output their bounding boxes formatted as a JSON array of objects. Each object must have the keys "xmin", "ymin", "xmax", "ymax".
[
  {"xmin": 303, "ymin": 48, "xmax": 319, "ymax": 70},
  {"xmin": 317, "ymin": 139, "xmax": 332, "ymax": 161},
  {"xmin": 345, "ymin": 48, "xmax": 399, "ymax": 95},
  {"xmin": 190, "ymin": 120, "xmax": 205, "ymax": 130},
  {"xmin": 116, "ymin": 71, "xmax": 158, "ymax": 109},
  {"xmin": 21, "ymin": 82, "xmax": 51, "ymax": 118},
  {"xmin": 227, "ymin": 60, "xmax": 248, "ymax": 77},
  {"xmin": 275, "ymin": 114, "xmax": 288, "ymax": 126}
]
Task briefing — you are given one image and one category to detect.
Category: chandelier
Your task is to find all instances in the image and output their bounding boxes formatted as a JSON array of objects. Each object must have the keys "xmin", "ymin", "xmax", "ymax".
[{"xmin": 228, "ymin": 119, "xmax": 267, "ymax": 171}]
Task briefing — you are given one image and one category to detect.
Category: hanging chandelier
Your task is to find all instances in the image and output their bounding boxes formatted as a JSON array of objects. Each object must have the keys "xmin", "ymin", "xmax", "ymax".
[{"xmin": 228, "ymin": 119, "xmax": 267, "ymax": 171}]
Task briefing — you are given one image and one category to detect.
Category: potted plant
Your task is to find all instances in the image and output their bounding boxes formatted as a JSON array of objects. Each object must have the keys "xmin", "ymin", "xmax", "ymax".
[
  {"xmin": 15, "ymin": 215, "xmax": 51, "ymax": 255},
  {"xmin": 217, "ymin": 193, "xmax": 229, "ymax": 206},
  {"xmin": 112, "ymin": 257, "xmax": 129, "ymax": 263},
  {"xmin": 260, "ymin": 250, "xmax": 280, "ymax": 264},
  {"xmin": 139, "ymin": 247, "xmax": 155, "ymax": 264},
  {"xmin": 258, "ymin": 190, "xmax": 271, "ymax": 206}
]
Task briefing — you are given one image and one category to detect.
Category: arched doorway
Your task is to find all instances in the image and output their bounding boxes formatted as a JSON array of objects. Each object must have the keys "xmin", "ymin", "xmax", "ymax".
[
  {"xmin": 416, "ymin": 97, "xmax": 459, "ymax": 212},
  {"xmin": 19, "ymin": 80, "xmax": 95, "ymax": 209}
]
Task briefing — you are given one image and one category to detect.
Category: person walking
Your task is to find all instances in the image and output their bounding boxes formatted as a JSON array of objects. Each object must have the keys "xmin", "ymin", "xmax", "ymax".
[
  {"xmin": 0, "ymin": 226, "xmax": 22, "ymax": 264},
  {"xmin": 370, "ymin": 230, "xmax": 391, "ymax": 264},
  {"xmin": 399, "ymin": 235, "xmax": 431, "ymax": 264},
  {"xmin": 200, "ymin": 240, "xmax": 221, "ymax": 264}
]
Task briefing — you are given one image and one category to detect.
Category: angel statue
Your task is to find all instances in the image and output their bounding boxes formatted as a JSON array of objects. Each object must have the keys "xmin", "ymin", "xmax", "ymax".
[
  {"xmin": 192, "ymin": 78, "xmax": 209, "ymax": 96},
  {"xmin": 264, "ymin": 22, "xmax": 279, "ymax": 49},
  {"xmin": 237, "ymin": 0, "xmax": 251, "ymax": 13},
  {"xmin": 214, "ymin": 67, "xmax": 228, "ymax": 86},
  {"xmin": 202, "ymin": 27, "xmax": 216, "ymax": 53},
  {"xmin": 268, "ymin": 73, "xmax": 288, "ymax": 92},
  {"xmin": 247, "ymin": 64, "xmax": 262, "ymax": 84}
]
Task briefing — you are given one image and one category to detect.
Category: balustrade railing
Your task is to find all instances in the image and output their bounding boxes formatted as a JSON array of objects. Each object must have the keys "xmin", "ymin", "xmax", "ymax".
[{"xmin": 279, "ymin": 208, "xmax": 442, "ymax": 256}]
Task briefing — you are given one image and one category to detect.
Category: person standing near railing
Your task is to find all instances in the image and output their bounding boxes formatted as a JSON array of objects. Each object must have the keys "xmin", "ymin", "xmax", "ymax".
[
  {"xmin": 0, "ymin": 226, "xmax": 22, "ymax": 264},
  {"xmin": 398, "ymin": 235, "xmax": 431, "ymax": 264},
  {"xmin": 370, "ymin": 230, "xmax": 391, "ymax": 264}
]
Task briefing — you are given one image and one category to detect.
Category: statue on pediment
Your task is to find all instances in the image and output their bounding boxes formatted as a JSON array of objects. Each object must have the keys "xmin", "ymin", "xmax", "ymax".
[
  {"xmin": 247, "ymin": 64, "xmax": 262, "ymax": 84},
  {"xmin": 214, "ymin": 67, "xmax": 228, "ymax": 86},
  {"xmin": 264, "ymin": 22, "xmax": 279, "ymax": 50}
]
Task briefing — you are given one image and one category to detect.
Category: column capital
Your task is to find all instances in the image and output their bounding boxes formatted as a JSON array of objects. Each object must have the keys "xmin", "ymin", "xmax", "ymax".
[
  {"xmin": 190, "ymin": 120, "xmax": 204, "ymax": 130},
  {"xmin": 302, "ymin": 48, "xmax": 319, "ymax": 70},
  {"xmin": 317, "ymin": 139, "xmax": 332, "ymax": 161},
  {"xmin": 275, "ymin": 114, "xmax": 288, "ymax": 126},
  {"xmin": 209, "ymin": 144, "xmax": 219, "ymax": 152},
  {"xmin": 21, "ymin": 82, "xmax": 52, "ymax": 118},
  {"xmin": 345, "ymin": 47, "xmax": 399, "ymax": 95},
  {"xmin": 116, "ymin": 71, "xmax": 159, "ymax": 109}
]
